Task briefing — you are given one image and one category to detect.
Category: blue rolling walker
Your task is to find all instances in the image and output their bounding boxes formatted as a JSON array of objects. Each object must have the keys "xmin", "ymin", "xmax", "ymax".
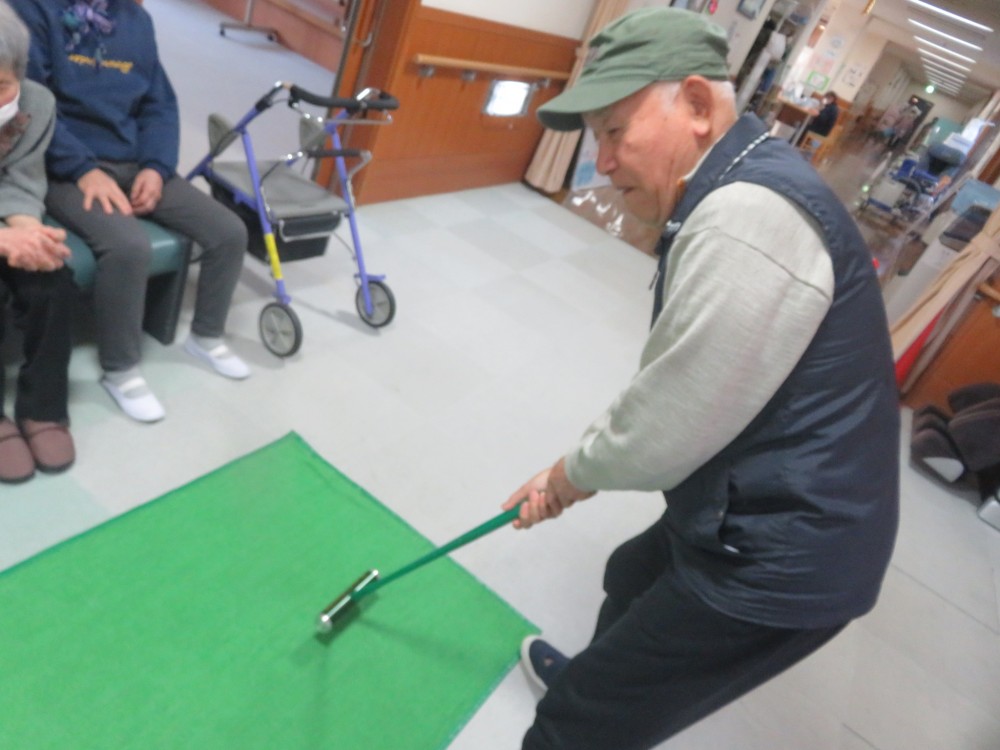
[{"xmin": 188, "ymin": 82, "xmax": 399, "ymax": 357}]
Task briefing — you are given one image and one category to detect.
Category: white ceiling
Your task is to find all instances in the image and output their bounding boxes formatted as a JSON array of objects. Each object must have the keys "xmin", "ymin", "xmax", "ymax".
[{"xmin": 836, "ymin": 0, "xmax": 1000, "ymax": 105}]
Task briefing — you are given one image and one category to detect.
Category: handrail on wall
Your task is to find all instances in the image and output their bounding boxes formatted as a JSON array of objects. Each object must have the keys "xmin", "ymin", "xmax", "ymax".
[
  {"xmin": 977, "ymin": 283, "xmax": 1000, "ymax": 305},
  {"xmin": 412, "ymin": 53, "xmax": 570, "ymax": 82}
]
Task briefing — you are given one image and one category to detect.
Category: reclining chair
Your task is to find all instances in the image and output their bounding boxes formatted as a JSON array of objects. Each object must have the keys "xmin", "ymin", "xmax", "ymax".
[{"xmin": 911, "ymin": 382, "xmax": 1000, "ymax": 531}]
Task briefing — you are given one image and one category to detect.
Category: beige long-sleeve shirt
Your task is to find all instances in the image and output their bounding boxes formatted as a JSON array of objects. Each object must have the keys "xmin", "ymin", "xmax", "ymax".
[{"xmin": 565, "ymin": 181, "xmax": 835, "ymax": 492}]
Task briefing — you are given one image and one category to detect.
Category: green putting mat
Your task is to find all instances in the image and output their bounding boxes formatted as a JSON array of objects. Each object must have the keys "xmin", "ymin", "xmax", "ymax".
[{"xmin": 0, "ymin": 433, "xmax": 536, "ymax": 749}]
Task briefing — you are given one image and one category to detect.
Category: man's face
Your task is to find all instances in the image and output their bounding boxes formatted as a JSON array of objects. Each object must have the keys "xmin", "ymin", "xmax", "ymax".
[
  {"xmin": 0, "ymin": 69, "xmax": 19, "ymax": 109},
  {"xmin": 584, "ymin": 84, "xmax": 700, "ymax": 228}
]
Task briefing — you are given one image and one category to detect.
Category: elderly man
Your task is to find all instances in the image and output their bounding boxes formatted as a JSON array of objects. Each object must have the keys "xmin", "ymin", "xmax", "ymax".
[{"xmin": 503, "ymin": 9, "xmax": 899, "ymax": 750}]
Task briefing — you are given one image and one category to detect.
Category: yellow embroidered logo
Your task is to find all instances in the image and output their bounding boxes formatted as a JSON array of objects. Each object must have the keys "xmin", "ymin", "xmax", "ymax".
[{"xmin": 67, "ymin": 54, "xmax": 134, "ymax": 75}]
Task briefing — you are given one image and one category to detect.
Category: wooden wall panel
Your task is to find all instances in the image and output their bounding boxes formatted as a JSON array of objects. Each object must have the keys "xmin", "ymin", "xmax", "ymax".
[
  {"xmin": 902, "ymin": 275, "xmax": 1000, "ymax": 411},
  {"xmin": 347, "ymin": 7, "xmax": 577, "ymax": 204},
  {"xmin": 196, "ymin": 2, "xmax": 577, "ymax": 204}
]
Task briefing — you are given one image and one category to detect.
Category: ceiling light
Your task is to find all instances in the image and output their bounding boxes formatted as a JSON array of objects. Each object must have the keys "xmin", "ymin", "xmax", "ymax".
[
  {"xmin": 925, "ymin": 83, "xmax": 935, "ymax": 94},
  {"xmin": 922, "ymin": 60, "xmax": 966, "ymax": 77},
  {"xmin": 913, "ymin": 36, "xmax": 977, "ymax": 63},
  {"xmin": 927, "ymin": 74, "xmax": 963, "ymax": 87},
  {"xmin": 923, "ymin": 68, "xmax": 966, "ymax": 84},
  {"xmin": 906, "ymin": 0, "xmax": 993, "ymax": 33},
  {"xmin": 918, "ymin": 50, "xmax": 972, "ymax": 71},
  {"xmin": 926, "ymin": 73, "xmax": 965, "ymax": 87},
  {"xmin": 907, "ymin": 19, "xmax": 983, "ymax": 50},
  {"xmin": 928, "ymin": 76, "xmax": 963, "ymax": 87},
  {"xmin": 926, "ymin": 75, "xmax": 965, "ymax": 88}
]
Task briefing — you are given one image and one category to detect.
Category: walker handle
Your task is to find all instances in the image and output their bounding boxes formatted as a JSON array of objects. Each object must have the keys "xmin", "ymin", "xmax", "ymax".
[
  {"xmin": 255, "ymin": 82, "xmax": 286, "ymax": 112},
  {"xmin": 288, "ymin": 85, "xmax": 399, "ymax": 112}
]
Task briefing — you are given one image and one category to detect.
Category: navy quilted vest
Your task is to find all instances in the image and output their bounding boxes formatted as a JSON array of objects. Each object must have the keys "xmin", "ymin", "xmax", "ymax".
[{"xmin": 653, "ymin": 114, "xmax": 900, "ymax": 628}]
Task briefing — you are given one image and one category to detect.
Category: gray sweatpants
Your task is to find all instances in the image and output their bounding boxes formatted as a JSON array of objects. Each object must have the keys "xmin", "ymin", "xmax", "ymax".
[{"xmin": 46, "ymin": 162, "xmax": 247, "ymax": 372}]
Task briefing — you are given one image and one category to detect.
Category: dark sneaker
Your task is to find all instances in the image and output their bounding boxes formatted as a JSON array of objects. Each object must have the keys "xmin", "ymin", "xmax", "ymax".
[{"xmin": 520, "ymin": 635, "xmax": 568, "ymax": 690}]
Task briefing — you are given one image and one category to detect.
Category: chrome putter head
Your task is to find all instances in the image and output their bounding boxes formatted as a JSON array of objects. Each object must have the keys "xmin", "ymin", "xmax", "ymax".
[{"xmin": 315, "ymin": 569, "xmax": 380, "ymax": 634}]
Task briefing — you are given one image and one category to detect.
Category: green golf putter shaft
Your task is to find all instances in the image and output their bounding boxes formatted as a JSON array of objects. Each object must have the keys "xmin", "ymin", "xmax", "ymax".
[
  {"xmin": 358, "ymin": 502, "xmax": 523, "ymax": 598},
  {"xmin": 316, "ymin": 501, "xmax": 526, "ymax": 633}
]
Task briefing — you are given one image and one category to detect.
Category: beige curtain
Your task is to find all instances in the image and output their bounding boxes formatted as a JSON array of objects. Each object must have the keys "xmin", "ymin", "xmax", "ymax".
[
  {"xmin": 891, "ymin": 203, "xmax": 1000, "ymax": 392},
  {"xmin": 523, "ymin": 0, "xmax": 630, "ymax": 193}
]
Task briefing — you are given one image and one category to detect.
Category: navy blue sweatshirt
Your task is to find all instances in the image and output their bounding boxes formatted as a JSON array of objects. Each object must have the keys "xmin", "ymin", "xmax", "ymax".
[{"xmin": 12, "ymin": 0, "xmax": 180, "ymax": 182}]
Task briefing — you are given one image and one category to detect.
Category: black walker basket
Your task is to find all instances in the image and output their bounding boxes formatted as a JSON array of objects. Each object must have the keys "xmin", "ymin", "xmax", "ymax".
[{"xmin": 210, "ymin": 183, "xmax": 340, "ymax": 263}]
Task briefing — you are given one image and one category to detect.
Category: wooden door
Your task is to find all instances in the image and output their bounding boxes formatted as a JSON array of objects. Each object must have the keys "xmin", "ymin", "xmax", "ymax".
[{"xmin": 903, "ymin": 275, "xmax": 1000, "ymax": 411}]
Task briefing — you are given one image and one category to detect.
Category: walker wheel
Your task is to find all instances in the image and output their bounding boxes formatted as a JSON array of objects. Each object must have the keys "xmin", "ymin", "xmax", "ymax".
[
  {"xmin": 355, "ymin": 280, "xmax": 395, "ymax": 328},
  {"xmin": 259, "ymin": 302, "xmax": 303, "ymax": 357}
]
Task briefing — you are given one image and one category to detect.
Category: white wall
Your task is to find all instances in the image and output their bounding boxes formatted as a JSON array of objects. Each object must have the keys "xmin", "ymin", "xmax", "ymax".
[
  {"xmin": 713, "ymin": 0, "xmax": 782, "ymax": 76},
  {"xmin": 857, "ymin": 49, "xmax": 976, "ymax": 124},
  {"xmin": 903, "ymin": 84, "xmax": 975, "ymax": 125},
  {"xmin": 830, "ymin": 24, "xmax": 887, "ymax": 101},
  {"xmin": 791, "ymin": 1, "xmax": 871, "ymax": 101},
  {"xmin": 860, "ymin": 50, "xmax": 907, "ymax": 111},
  {"xmin": 421, "ymin": 0, "xmax": 595, "ymax": 38}
]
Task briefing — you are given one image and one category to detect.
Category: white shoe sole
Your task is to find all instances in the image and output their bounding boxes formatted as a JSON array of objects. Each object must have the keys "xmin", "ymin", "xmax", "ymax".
[{"xmin": 520, "ymin": 635, "xmax": 549, "ymax": 691}]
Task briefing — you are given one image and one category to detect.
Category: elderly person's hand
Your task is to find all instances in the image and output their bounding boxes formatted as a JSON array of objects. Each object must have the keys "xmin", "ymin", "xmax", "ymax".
[
  {"xmin": 503, "ymin": 458, "xmax": 596, "ymax": 530},
  {"xmin": 0, "ymin": 224, "xmax": 71, "ymax": 272},
  {"xmin": 78, "ymin": 168, "xmax": 133, "ymax": 215},
  {"xmin": 129, "ymin": 168, "xmax": 164, "ymax": 215}
]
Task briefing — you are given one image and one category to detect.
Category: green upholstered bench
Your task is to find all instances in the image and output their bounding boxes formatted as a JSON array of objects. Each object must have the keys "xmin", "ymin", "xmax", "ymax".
[{"xmin": 44, "ymin": 218, "xmax": 192, "ymax": 345}]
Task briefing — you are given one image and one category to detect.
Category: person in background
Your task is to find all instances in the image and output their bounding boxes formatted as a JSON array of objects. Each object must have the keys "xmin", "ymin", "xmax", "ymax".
[
  {"xmin": 12, "ymin": 0, "xmax": 251, "ymax": 424},
  {"xmin": 503, "ymin": 8, "xmax": 900, "ymax": 749},
  {"xmin": 873, "ymin": 100, "xmax": 905, "ymax": 144},
  {"xmin": 0, "ymin": 0, "xmax": 75, "ymax": 483},
  {"xmin": 805, "ymin": 90, "xmax": 840, "ymax": 139},
  {"xmin": 889, "ymin": 104, "xmax": 922, "ymax": 150}
]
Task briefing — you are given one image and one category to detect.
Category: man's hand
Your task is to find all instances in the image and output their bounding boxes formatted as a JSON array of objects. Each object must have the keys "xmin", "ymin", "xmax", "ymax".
[
  {"xmin": 503, "ymin": 458, "xmax": 596, "ymax": 530},
  {"xmin": 0, "ymin": 224, "xmax": 71, "ymax": 272},
  {"xmin": 78, "ymin": 168, "xmax": 132, "ymax": 215},
  {"xmin": 129, "ymin": 168, "xmax": 164, "ymax": 215}
]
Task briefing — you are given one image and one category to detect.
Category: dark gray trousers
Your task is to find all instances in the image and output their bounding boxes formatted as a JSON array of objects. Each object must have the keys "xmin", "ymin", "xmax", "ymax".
[
  {"xmin": 522, "ymin": 515, "xmax": 846, "ymax": 750},
  {"xmin": 0, "ymin": 261, "xmax": 74, "ymax": 423},
  {"xmin": 45, "ymin": 162, "xmax": 247, "ymax": 372}
]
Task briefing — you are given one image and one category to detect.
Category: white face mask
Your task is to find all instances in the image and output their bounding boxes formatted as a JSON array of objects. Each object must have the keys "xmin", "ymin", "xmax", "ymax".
[{"xmin": 0, "ymin": 87, "xmax": 20, "ymax": 129}]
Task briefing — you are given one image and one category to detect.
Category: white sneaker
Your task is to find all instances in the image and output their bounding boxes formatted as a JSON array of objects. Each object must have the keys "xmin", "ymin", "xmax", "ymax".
[
  {"xmin": 183, "ymin": 335, "xmax": 251, "ymax": 380},
  {"xmin": 100, "ymin": 376, "xmax": 166, "ymax": 423}
]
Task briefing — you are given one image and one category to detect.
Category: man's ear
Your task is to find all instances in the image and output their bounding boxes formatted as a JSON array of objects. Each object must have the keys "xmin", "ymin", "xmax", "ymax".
[{"xmin": 679, "ymin": 76, "xmax": 715, "ymax": 136}]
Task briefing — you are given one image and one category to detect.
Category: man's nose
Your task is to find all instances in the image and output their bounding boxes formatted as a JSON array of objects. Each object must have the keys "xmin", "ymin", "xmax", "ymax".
[{"xmin": 595, "ymin": 144, "xmax": 616, "ymax": 176}]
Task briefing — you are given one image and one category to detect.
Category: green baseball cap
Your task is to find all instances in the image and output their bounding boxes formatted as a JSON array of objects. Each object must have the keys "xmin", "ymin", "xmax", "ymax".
[{"xmin": 538, "ymin": 7, "xmax": 731, "ymax": 132}]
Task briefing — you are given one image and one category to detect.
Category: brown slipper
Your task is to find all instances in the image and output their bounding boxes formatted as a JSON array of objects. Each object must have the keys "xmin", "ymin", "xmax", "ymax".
[
  {"xmin": 19, "ymin": 419, "xmax": 75, "ymax": 474},
  {"xmin": 0, "ymin": 418, "xmax": 35, "ymax": 483}
]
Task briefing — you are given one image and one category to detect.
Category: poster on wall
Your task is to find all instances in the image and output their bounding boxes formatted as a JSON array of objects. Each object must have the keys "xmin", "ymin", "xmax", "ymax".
[
  {"xmin": 667, "ymin": 0, "xmax": 709, "ymax": 10},
  {"xmin": 842, "ymin": 64, "xmax": 866, "ymax": 89},
  {"xmin": 806, "ymin": 71, "xmax": 830, "ymax": 92},
  {"xmin": 737, "ymin": 0, "xmax": 766, "ymax": 19},
  {"xmin": 630, "ymin": 0, "xmax": 712, "ymax": 12}
]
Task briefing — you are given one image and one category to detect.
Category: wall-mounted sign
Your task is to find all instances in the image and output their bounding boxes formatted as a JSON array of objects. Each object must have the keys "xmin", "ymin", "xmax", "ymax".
[{"xmin": 737, "ymin": 0, "xmax": 766, "ymax": 19}]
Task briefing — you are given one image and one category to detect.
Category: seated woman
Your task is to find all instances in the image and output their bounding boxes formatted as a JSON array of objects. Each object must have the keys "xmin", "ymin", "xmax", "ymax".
[
  {"xmin": 13, "ymin": 0, "xmax": 251, "ymax": 424},
  {"xmin": 805, "ymin": 92, "xmax": 839, "ymax": 139},
  {"xmin": 0, "ymin": 0, "xmax": 75, "ymax": 483}
]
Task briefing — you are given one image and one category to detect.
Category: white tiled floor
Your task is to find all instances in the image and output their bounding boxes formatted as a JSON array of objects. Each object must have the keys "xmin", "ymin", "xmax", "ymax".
[{"xmin": 2, "ymin": 1, "xmax": 1000, "ymax": 747}]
